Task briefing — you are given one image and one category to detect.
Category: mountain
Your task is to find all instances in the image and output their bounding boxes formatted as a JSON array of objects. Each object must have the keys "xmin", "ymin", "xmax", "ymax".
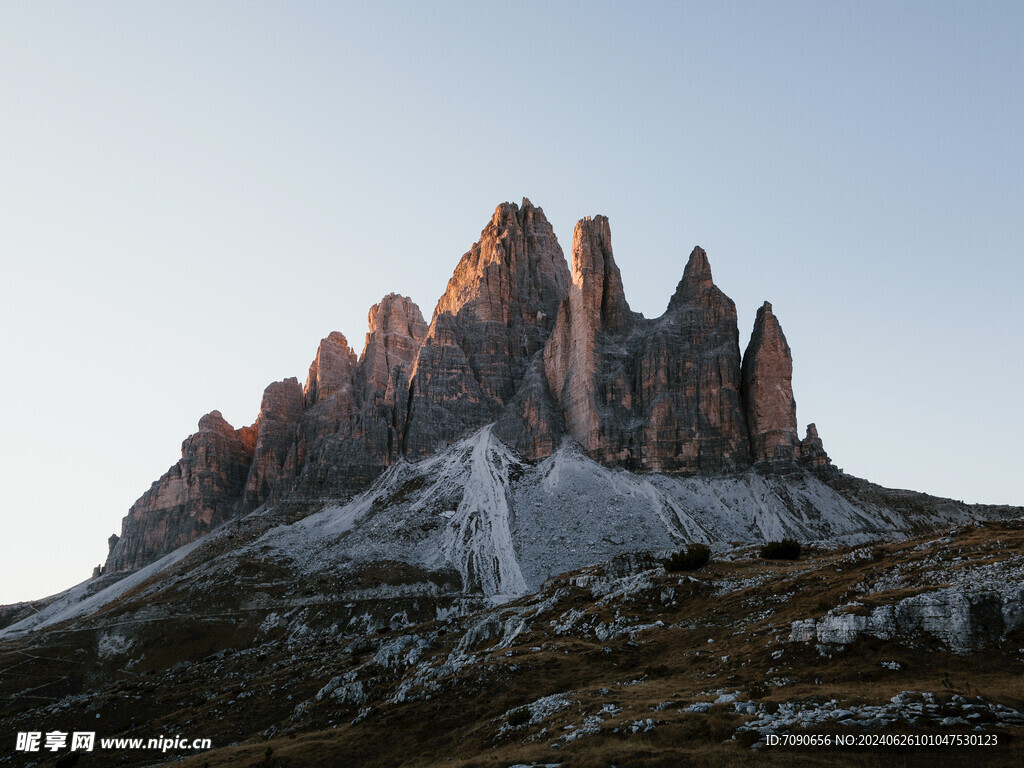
[
  {"xmin": 101, "ymin": 198, "xmax": 856, "ymax": 577},
  {"xmin": 4, "ymin": 199, "xmax": 1022, "ymax": 768}
]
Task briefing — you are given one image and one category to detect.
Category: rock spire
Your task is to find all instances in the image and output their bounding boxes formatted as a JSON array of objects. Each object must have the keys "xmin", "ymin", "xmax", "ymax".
[
  {"xmin": 105, "ymin": 199, "xmax": 828, "ymax": 574},
  {"xmin": 741, "ymin": 301, "xmax": 799, "ymax": 466}
]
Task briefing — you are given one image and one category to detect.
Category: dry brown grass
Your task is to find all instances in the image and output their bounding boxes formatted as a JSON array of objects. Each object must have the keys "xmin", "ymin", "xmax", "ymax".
[{"xmin": 4, "ymin": 520, "xmax": 1024, "ymax": 767}]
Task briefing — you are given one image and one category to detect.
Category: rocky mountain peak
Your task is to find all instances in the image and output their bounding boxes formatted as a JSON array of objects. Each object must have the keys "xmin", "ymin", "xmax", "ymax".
[
  {"xmin": 571, "ymin": 215, "xmax": 633, "ymax": 333},
  {"xmin": 365, "ymin": 293, "xmax": 425, "ymax": 341},
  {"xmin": 241, "ymin": 378, "xmax": 304, "ymax": 511},
  {"xmin": 197, "ymin": 410, "xmax": 235, "ymax": 436},
  {"xmin": 101, "ymin": 198, "xmax": 839, "ymax": 576},
  {"xmin": 304, "ymin": 332, "xmax": 357, "ymax": 408},
  {"xmin": 667, "ymin": 245, "xmax": 717, "ymax": 312},
  {"xmin": 403, "ymin": 200, "xmax": 569, "ymax": 457},
  {"xmin": 799, "ymin": 422, "xmax": 832, "ymax": 469},
  {"xmin": 104, "ymin": 410, "xmax": 256, "ymax": 573},
  {"xmin": 741, "ymin": 301, "xmax": 799, "ymax": 466},
  {"xmin": 360, "ymin": 293, "xmax": 427, "ymax": 396}
]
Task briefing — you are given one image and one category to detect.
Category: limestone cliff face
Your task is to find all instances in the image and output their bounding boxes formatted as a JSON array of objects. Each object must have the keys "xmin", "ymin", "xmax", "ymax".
[
  {"xmin": 105, "ymin": 198, "xmax": 832, "ymax": 574},
  {"xmin": 403, "ymin": 199, "xmax": 570, "ymax": 457},
  {"xmin": 241, "ymin": 378, "xmax": 304, "ymax": 511},
  {"xmin": 303, "ymin": 331, "xmax": 358, "ymax": 410},
  {"xmin": 287, "ymin": 332, "xmax": 360, "ymax": 494},
  {"xmin": 741, "ymin": 302, "xmax": 799, "ymax": 466},
  {"xmin": 638, "ymin": 247, "xmax": 750, "ymax": 473},
  {"xmin": 542, "ymin": 225, "xmax": 749, "ymax": 472},
  {"xmin": 542, "ymin": 216, "xmax": 636, "ymax": 461},
  {"xmin": 359, "ymin": 293, "xmax": 428, "ymax": 404},
  {"xmin": 105, "ymin": 411, "xmax": 255, "ymax": 572},
  {"xmin": 354, "ymin": 293, "xmax": 428, "ymax": 464},
  {"xmin": 289, "ymin": 295, "xmax": 428, "ymax": 496},
  {"xmin": 105, "ymin": 298, "xmax": 428, "ymax": 573}
]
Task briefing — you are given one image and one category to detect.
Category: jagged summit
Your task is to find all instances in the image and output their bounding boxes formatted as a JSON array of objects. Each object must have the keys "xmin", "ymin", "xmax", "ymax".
[
  {"xmin": 21, "ymin": 200, "xmax": 1022, "ymax": 768},
  {"xmin": 104, "ymin": 199, "xmax": 837, "ymax": 574},
  {"xmin": 197, "ymin": 409, "xmax": 237, "ymax": 435},
  {"xmin": 404, "ymin": 198, "xmax": 570, "ymax": 457},
  {"xmin": 570, "ymin": 214, "xmax": 633, "ymax": 332},
  {"xmin": 667, "ymin": 244, "xmax": 715, "ymax": 310},
  {"xmin": 303, "ymin": 331, "xmax": 357, "ymax": 408},
  {"xmin": 742, "ymin": 300, "xmax": 799, "ymax": 466}
]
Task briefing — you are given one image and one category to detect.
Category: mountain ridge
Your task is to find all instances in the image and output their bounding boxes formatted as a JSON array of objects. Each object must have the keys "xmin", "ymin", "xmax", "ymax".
[{"xmin": 98, "ymin": 198, "xmax": 961, "ymax": 580}]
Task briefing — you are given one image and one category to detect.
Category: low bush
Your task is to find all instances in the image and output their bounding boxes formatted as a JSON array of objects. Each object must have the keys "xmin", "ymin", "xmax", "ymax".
[
  {"xmin": 506, "ymin": 708, "xmax": 530, "ymax": 727},
  {"xmin": 760, "ymin": 538, "xmax": 802, "ymax": 560},
  {"xmin": 663, "ymin": 543, "xmax": 711, "ymax": 572}
]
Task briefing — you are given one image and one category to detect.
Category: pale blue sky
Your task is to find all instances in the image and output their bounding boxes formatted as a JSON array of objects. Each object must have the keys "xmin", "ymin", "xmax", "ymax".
[{"xmin": 1, "ymin": 2, "xmax": 1021, "ymax": 603}]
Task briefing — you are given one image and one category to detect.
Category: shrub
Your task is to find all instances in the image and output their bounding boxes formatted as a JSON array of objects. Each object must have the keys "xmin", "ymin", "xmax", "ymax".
[
  {"xmin": 760, "ymin": 538, "xmax": 802, "ymax": 560},
  {"xmin": 507, "ymin": 708, "xmax": 530, "ymax": 727},
  {"xmin": 663, "ymin": 543, "xmax": 711, "ymax": 572}
]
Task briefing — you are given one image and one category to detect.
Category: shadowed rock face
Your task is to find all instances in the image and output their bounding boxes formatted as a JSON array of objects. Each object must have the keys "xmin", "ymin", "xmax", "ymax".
[
  {"xmin": 543, "ymin": 215, "xmax": 636, "ymax": 459},
  {"xmin": 105, "ymin": 411, "xmax": 256, "ymax": 572},
  {"xmin": 105, "ymin": 198, "xmax": 833, "ymax": 574},
  {"xmin": 241, "ymin": 378, "xmax": 304, "ymax": 511},
  {"xmin": 638, "ymin": 247, "xmax": 750, "ymax": 473},
  {"xmin": 289, "ymin": 294, "xmax": 428, "ymax": 496},
  {"xmin": 403, "ymin": 198, "xmax": 571, "ymax": 457},
  {"xmin": 543, "ymin": 229, "xmax": 750, "ymax": 472},
  {"xmin": 741, "ymin": 301, "xmax": 799, "ymax": 466}
]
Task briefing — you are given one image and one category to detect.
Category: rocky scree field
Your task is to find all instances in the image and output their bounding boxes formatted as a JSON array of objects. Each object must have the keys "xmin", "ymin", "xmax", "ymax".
[{"xmin": 2, "ymin": 519, "xmax": 1024, "ymax": 767}]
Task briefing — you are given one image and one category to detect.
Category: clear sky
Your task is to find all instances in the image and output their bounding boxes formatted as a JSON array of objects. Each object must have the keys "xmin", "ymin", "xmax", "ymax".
[{"xmin": 1, "ymin": 2, "xmax": 1021, "ymax": 604}]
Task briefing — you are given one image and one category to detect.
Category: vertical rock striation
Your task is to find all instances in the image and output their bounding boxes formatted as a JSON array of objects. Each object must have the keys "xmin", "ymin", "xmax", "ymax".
[
  {"xmin": 542, "ymin": 229, "xmax": 749, "ymax": 472},
  {"xmin": 404, "ymin": 198, "xmax": 570, "ymax": 457},
  {"xmin": 303, "ymin": 331, "xmax": 358, "ymax": 410},
  {"xmin": 241, "ymin": 378, "xmax": 304, "ymax": 511},
  {"xmin": 105, "ymin": 198, "xmax": 833, "ymax": 574},
  {"xmin": 542, "ymin": 215, "xmax": 637, "ymax": 462},
  {"xmin": 741, "ymin": 301, "xmax": 799, "ymax": 466},
  {"xmin": 105, "ymin": 411, "xmax": 256, "ymax": 573},
  {"xmin": 289, "ymin": 295, "xmax": 428, "ymax": 495}
]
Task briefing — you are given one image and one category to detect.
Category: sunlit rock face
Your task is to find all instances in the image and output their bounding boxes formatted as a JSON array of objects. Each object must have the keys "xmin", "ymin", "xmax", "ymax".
[
  {"xmin": 403, "ymin": 198, "xmax": 571, "ymax": 458},
  {"xmin": 288, "ymin": 295, "xmax": 428, "ymax": 496},
  {"xmin": 303, "ymin": 331, "xmax": 358, "ymax": 410},
  {"xmin": 105, "ymin": 198, "xmax": 837, "ymax": 573},
  {"xmin": 106, "ymin": 411, "xmax": 255, "ymax": 573},
  {"xmin": 636, "ymin": 246, "xmax": 750, "ymax": 473},
  {"xmin": 542, "ymin": 215, "xmax": 637, "ymax": 462}
]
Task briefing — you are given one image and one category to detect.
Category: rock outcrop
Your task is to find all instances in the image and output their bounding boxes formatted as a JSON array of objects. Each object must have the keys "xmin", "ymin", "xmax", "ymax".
[
  {"xmin": 799, "ymin": 423, "xmax": 832, "ymax": 469},
  {"xmin": 289, "ymin": 295, "xmax": 428, "ymax": 496},
  {"xmin": 106, "ymin": 411, "xmax": 256, "ymax": 572},
  {"xmin": 741, "ymin": 302, "xmax": 798, "ymax": 466},
  {"xmin": 303, "ymin": 331, "xmax": 358, "ymax": 410},
  {"xmin": 360, "ymin": 293, "xmax": 428, "ymax": 404},
  {"xmin": 637, "ymin": 246, "xmax": 750, "ymax": 473},
  {"xmin": 543, "ymin": 215, "xmax": 636, "ymax": 462},
  {"xmin": 403, "ymin": 199, "xmax": 570, "ymax": 457},
  {"xmin": 241, "ymin": 378, "xmax": 304, "ymax": 511},
  {"xmin": 792, "ymin": 584, "xmax": 1024, "ymax": 654},
  {"xmin": 543, "ymin": 229, "xmax": 749, "ymax": 472},
  {"xmin": 105, "ymin": 198, "xmax": 838, "ymax": 574}
]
